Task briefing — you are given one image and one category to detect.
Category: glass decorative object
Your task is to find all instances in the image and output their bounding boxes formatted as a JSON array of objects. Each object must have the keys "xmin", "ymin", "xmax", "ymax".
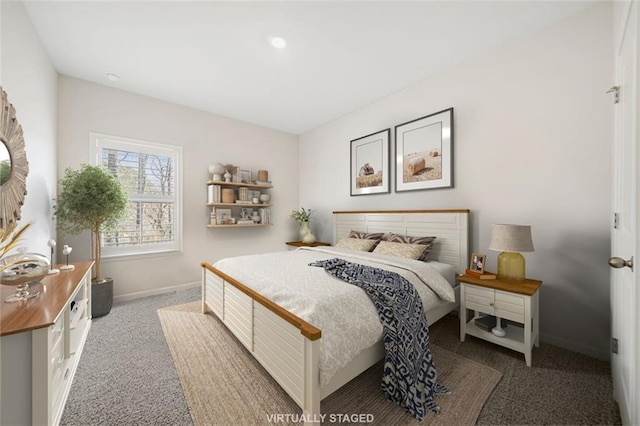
[{"xmin": 0, "ymin": 250, "xmax": 50, "ymax": 302}]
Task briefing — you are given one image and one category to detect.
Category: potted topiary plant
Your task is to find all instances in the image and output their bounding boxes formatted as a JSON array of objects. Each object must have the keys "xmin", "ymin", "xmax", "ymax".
[{"xmin": 54, "ymin": 164, "xmax": 128, "ymax": 317}]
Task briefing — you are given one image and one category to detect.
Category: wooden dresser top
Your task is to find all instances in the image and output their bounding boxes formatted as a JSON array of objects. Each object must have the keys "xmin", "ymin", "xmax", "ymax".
[{"xmin": 0, "ymin": 261, "xmax": 93, "ymax": 336}]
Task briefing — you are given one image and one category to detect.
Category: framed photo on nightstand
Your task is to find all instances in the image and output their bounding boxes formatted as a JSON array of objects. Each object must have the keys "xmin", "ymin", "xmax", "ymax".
[{"xmin": 470, "ymin": 253, "xmax": 486, "ymax": 273}]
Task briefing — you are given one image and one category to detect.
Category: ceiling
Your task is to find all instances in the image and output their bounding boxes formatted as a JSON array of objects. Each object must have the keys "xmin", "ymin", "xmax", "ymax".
[{"xmin": 24, "ymin": 1, "xmax": 598, "ymax": 135}]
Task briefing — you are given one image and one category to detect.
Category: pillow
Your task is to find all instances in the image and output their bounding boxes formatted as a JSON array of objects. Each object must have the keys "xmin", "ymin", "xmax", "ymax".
[
  {"xmin": 385, "ymin": 233, "xmax": 437, "ymax": 261},
  {"xmin": 348, "ymin": 230, "xmax": 385, "ymax": 240},
  {"xmin": 348, "ymin": 230, "xmax": 384, "ymax": 251},
  {"xmin": 372, "ymin": 240, "xmax": 427, "ymax": 260},
  {"xmin": 335, "ymin": 238, "xmax": 377, "ymax": 252}
]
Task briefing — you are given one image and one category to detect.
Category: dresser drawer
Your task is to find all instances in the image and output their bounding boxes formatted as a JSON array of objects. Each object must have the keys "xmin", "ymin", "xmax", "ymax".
[
  {"xmin": 50, "ymin": 355, "xmax": 68, "ymax": 409},
  {"xmin": 48, "ymin": 315, "xmax": 64, "ymax": 348}
]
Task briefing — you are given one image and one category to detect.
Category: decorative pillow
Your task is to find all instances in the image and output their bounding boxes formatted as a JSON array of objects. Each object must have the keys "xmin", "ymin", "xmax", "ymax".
[
  {"xmin": 385, "ymin": 233, "xmax": 437, "ymax": 261},
  {"xmin": 347, "ymin": 230, "xmax": 384, "ymax": 251},
  {"xmin": 372, "ymin": 240, "xmax": 427, "ymax": 260},
  {"xmin": 348, "ymin": 230, "xmax": 385, "ymax": 240},
  {"xmin": 335, "ymin": 238, "xmax": 377, "ymax": 252}
]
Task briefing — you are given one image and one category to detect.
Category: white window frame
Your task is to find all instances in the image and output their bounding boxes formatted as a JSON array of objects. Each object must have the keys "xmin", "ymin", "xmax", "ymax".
[{"xmin": 89, "ymin": 132, "xmax": 183, "ymax": 259}]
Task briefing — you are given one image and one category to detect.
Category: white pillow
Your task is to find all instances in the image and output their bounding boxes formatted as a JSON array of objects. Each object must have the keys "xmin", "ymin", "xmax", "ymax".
[
  {"xmin": 335, "ymin": 238, "xmax": 377, "ymax": 252},
  {"xmin": 372, "ymin": 240, "xmax": 426, "ymax": 259}
]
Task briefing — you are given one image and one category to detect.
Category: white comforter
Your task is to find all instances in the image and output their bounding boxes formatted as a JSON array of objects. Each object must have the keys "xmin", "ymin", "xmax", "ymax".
[{"xmin": 213, "ymin": 246, "xmax": 455, "ymax": 386}]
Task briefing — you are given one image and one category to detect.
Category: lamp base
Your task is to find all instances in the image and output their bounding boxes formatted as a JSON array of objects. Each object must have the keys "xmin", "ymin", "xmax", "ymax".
[
  {"xmin": 60, "ymin": 264, "xmax": 75, "ymax": 271},
  {"xmin": 47, "ymin": 268, "xmax": 60, "ymax": 275},
  {"xmin": 497, "ymin": 251, "xmax": 526, "ymax": 283},
  {"xmin": 491, "ymin": 324, "xmax": 507, "ymax": 337}
]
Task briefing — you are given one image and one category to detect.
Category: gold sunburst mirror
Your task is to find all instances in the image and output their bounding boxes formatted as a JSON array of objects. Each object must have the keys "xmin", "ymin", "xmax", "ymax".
[{"xmin": 0, "ymin": 87, "xmax": 29, "ymax": 229}]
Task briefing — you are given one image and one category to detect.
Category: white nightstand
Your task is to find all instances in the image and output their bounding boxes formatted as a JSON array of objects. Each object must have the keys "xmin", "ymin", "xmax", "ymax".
[{"xmin": 458, "ymin": 274, "xmax": 542, "ymax": 366}]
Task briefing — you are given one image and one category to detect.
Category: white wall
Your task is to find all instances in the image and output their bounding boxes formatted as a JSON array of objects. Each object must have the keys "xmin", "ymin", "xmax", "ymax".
[
  {"xmin": 0, "ymin": 2, "xmax": 57, "ymax": 418},
  {"xmin": 57, "ymin": 76, "xmax": 299, "ymax": 298},
  {"xmin": 299, "ymin": 3, "xmax": 613, "ymax": 359},
  {"xmin": 1, "ymin": 1, "xmax": 57, "ymax": 257}
]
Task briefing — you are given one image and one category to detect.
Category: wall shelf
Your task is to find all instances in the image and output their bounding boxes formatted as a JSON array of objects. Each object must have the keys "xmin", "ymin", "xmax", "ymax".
[
  {"xmin": 206, "ymin": 202, "xmax": 272, "ymax": 207},
  {"xmin": 206, "ymin": 180, "xmax": 273, "ymax": 189},
  {"xmin": 206, "ymin": 175, "xmax": 272, "ymax": 226},
  {"xmin": 206, "ymin": 223, "xmax": 273, "ymax": 228}
]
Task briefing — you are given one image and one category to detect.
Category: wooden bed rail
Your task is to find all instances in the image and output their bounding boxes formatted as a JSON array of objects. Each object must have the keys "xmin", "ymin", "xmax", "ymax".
[{"xmin": 201, "ymin": 262, "xmax": 322, "ymax": 341}]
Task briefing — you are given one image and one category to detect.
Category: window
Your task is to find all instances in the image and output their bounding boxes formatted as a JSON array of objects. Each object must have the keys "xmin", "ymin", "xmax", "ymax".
[{"xmin": 90, "ymin": 133, "xmax": 183, "ymax": 258}]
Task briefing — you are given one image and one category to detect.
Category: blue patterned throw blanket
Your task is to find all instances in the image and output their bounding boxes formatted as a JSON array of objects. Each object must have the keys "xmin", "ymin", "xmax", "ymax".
[{"xmin": 309, "ymin": 258, "xmax": 448, "ymax": 420}]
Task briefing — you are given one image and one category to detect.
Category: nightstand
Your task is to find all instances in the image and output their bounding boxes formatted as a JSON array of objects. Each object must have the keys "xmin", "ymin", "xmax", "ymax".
[
  {"xmin": 285, "ymin": 241, "xmax": 331, "ymax": 249},
  {"xmin": 458, "ymin": 274, "xmax": 542, "ymax": 366}
]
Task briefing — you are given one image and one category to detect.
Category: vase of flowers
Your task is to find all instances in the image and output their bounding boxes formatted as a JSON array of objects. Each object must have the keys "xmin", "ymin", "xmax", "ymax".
[{"xmin": 291, "ymin": 208, "xmax": 315, "ymax": 243}]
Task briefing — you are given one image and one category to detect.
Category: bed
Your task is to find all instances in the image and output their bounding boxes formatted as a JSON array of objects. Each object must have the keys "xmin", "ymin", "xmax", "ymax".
[{"xmin": 201, "ymin": 210, "xmax": 469, "ymax": 424}]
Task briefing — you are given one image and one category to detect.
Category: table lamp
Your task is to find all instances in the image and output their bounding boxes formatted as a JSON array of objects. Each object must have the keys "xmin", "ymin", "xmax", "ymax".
[{"xmin": 488, "ymin": 224, "xmax": 534, "ymax": 283}]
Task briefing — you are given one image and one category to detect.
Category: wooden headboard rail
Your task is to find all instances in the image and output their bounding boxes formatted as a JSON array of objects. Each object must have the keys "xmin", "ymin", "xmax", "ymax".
[{"xmin": 333, "ymin": 209, "xmax": 470, "ymax": 275}]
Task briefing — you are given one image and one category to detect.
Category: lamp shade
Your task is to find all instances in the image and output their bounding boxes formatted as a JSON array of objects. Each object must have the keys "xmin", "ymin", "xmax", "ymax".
[{"xmin": 488, "ymin": 224, "xmax": 534, "ymax": 253}]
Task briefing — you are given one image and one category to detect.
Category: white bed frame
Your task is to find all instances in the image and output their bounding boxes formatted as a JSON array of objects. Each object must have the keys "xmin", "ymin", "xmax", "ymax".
[{"xmin": 201, "ymin": 210, "xmax": 469, "ymax": 424}]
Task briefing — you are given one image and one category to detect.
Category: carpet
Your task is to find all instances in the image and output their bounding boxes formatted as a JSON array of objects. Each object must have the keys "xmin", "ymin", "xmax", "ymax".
[{"xmin": 158, "ymin": 302, "xmax": 501, "ymax": 425}]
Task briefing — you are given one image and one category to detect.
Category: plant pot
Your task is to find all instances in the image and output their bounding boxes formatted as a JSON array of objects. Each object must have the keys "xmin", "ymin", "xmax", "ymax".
[{"xmin": 92, "ymin": 278, "xmax": 114, "ymax": 318}]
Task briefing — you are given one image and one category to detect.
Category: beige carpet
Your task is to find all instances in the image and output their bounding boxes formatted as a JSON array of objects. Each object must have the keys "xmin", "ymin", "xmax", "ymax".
[{"xmin": 159, "ymin": 302, "xmax": 501, "ymax": 425}]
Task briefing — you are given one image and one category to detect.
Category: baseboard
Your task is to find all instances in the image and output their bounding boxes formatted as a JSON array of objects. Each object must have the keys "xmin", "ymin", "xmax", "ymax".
[
  {"xmin": 113, "ymin": 281, "xmax": 200, "ymax": 303},
  {"xmin": 539, "ymin": 332, "xmax": 610, "ymax": 362}
]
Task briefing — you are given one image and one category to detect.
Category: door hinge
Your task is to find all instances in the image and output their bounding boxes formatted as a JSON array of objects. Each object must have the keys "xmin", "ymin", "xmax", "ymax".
[
  {"xmin": 607, "ymin": 86, "xmax": 620, "ymax": 104},
  {"xmin": 612, "ymin": 337, "xmax": 619, "ymax": 354},
  {"xmin": 614, "ymin": 212, "xmax": 619, "ymax": 229}
]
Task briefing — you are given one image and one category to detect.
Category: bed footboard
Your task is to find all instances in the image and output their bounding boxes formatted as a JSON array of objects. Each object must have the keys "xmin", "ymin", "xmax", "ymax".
[{"xmin": 201, "ymin": 263, "xmax": 322, "ymax": 424}]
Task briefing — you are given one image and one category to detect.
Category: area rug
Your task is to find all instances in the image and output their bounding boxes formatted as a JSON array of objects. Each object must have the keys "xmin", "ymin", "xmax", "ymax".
[{"xmin": 158, "ymin": 302, "xmax": 501, "ymax": 425}]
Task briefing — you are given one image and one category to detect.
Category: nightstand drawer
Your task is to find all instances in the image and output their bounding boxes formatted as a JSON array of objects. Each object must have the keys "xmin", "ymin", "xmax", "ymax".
[
  {"xmin": 496, "ymin": 291, "xmax": 525, "ymax": 307},
  {"xmin": 465, "ymin": 285, "xmax": 493, "ymax": 306},
  {"xmin": 464, "ymin": 285, "xmax": 526, "ymax": 322},
  {"xmin": 495, "ymin": 291, "xmax": 525, "ymax": 322}
]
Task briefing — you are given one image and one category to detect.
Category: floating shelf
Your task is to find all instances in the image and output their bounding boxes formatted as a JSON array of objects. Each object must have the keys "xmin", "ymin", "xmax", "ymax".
[{"xmin": 206, "ymin": 180, "xmax": 273, "ymax": 189}]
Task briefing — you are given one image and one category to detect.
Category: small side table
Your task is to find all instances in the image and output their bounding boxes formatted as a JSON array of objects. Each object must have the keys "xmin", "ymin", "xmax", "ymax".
[
  {"xmin": 458, "ymin": 273, "xmax": 542, "ymax": 366},
  {"xmin": 285, "ymin": 241, "xmax": 331, "ymax": 249}
]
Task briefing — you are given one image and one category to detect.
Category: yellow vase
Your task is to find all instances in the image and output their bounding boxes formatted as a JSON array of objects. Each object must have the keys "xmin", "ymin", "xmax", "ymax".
[{"xmin": 497, "ymin": 251, "xmax": 526, "ymax": 282}]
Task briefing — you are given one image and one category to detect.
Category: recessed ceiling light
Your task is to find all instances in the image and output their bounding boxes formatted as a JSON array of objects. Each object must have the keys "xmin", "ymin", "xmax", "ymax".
[
  {"xmin": 106, "ymin": 72, "xmax": 120, "ymax": 82},
  {"xmin": 269, "ymin": 36, "xmax": 287, "ymax": 50}
]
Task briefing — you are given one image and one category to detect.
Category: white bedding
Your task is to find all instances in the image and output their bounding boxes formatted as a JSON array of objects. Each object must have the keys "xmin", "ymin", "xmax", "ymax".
[{"xmin": 213, "ymin": 246, "xmax": 455, "ymax": 386}]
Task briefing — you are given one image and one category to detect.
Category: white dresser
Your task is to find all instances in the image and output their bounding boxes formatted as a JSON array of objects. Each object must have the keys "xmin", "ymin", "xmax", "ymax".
[{"xmin": 1, "ymin": 262, "xmax": 93, "ymax": 426}]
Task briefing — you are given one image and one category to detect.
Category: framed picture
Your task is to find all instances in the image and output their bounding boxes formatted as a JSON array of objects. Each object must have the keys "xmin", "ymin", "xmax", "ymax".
[
  {"xmin": 215, "ymin": 208, "xmax": 233, "ymax": 225},
  {"xmin": 240, "ymin": 208, "xmax": 253, "ymax": 220},
  {"xmin": 350, "ymin": 128, "xmax": 390, "ymax": 196},
  {"xmin": 470, "ymin": 253, "xmax": 486, "ymax": 273},
  {"xmin": 395, "ymin": 107, "xmax": 453, "ymax": 192},
  {"xmin": 240, "ymin": 170, "xmax": 251, "ymax": 184},
  {"xmin": 232, "ymin": 166, "xmax": 241, "ymax": 183}
]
